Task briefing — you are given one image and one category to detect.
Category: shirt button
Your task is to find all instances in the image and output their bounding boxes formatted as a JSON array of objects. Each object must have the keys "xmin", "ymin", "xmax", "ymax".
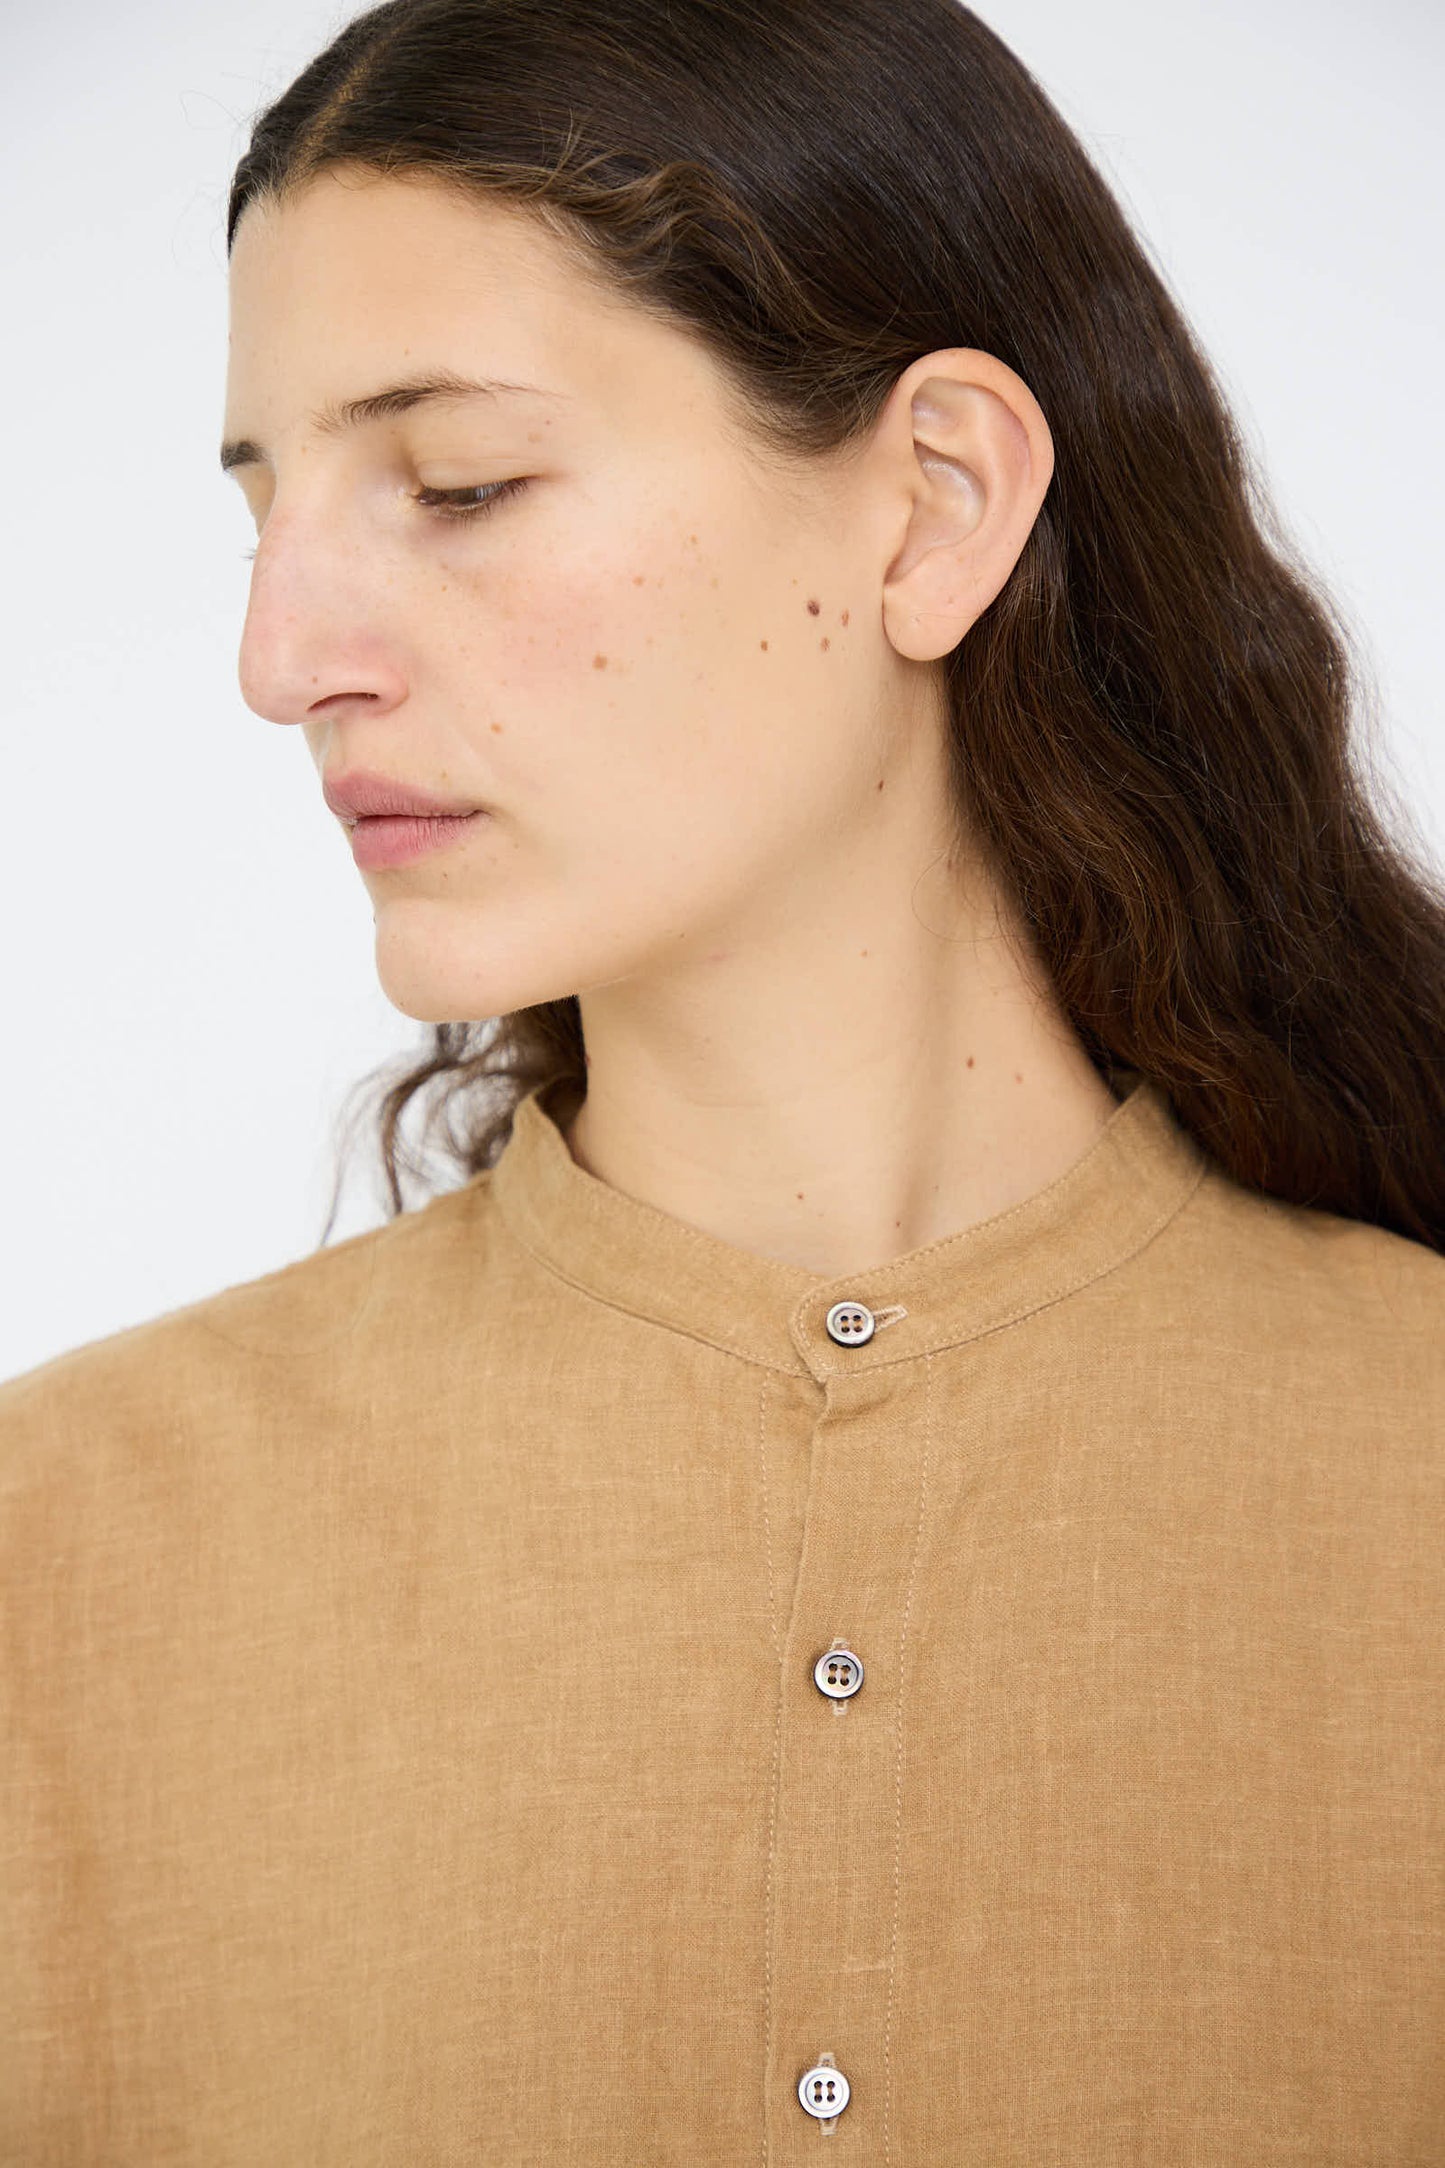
[
  {"xmin": 813, "ymin": 1646, "xmax": 864, "ymax": 1700},
  {"xmin": 798, "ymin": 2058, "xmax": 852, "ymax": 2121},
  {"xmin": 824, "ymin": 1299, "xmax": 875, "ymax": 1346}
]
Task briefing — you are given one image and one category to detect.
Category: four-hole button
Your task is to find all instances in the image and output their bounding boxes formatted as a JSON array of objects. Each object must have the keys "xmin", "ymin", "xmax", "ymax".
[
  {"xmin": 824, "ymin": 1299, "xmax": 875, "ymax": 1346},
  {"xmin": 813, "ymin": 1646, "xmax": 864, "ymax": 1701},
  {"xmin": 798, "ymin": 2058, "xmax": 851, "ymax": 2121}
]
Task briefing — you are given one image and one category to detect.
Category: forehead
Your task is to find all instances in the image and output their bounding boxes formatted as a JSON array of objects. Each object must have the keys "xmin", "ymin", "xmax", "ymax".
[
  {"xmin": 230, "ymin": 169, "xmax": 593, "ymax": 324},
  {"xmin": 224, "ymin": 169, "xmax": 623, "ymax": 431},
  {"xmin": 220, "ymin": 165, "xmax": 776, "ymax": 496}
]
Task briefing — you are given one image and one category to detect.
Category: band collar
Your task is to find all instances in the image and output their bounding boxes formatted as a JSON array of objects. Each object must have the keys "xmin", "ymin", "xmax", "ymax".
[{"xmin": 489, "ymin": 1069, "xmax": 1211, "ymax": 1380}]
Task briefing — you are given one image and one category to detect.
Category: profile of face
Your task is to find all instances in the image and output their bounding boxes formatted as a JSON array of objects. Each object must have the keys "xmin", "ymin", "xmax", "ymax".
[{"xmin": 223, "ymin": 167, "xmax": 1052, "ymax": 1026}]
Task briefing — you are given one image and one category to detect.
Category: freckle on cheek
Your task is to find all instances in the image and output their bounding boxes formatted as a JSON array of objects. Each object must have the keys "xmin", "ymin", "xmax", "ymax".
[
  {"xmin": 820, "ymin": 637, "xmax": 829, "ymax": 651},
  {"xmin": 760, "ymin": 639, "xmax": 768, "ymax": 651},
  {"xmin": 593, "ymin": 654, "xmax": 608, "ymax": 669},
  {"xmin": 841, "ymin": 609, "xmax": 849, "ymax": 626}
]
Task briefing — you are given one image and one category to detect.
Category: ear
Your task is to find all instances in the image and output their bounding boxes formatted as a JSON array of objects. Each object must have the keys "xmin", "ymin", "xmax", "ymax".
[{"xmin": 877, "ymin": 348, "xmax": 1054, "ymax": 663}]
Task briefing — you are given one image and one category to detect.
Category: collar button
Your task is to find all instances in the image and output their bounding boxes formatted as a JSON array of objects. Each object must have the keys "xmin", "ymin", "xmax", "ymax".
[{"xmin": 824, "ymin": 1299, "xmax": 876, "ymax": 1346}]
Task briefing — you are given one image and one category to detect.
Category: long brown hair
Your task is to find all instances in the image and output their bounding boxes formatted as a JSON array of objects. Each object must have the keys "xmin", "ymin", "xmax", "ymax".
[{"xmin": 226, "ymin": 0, "xmax": 1445, "ymax": 1251}]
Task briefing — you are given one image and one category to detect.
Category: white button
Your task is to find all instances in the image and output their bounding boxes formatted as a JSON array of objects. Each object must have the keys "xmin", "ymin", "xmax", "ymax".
[
  {"xmin": 813, "ymin": 1647, "xmax": 864, "ymax": 1700},
  {"xmin": 824, "ymin": 1299, "xmax": 875, "ymax": 1346},
  {"xmin": 798, "ymin": 2059, "xmax": 851, "ymax": 2120}
]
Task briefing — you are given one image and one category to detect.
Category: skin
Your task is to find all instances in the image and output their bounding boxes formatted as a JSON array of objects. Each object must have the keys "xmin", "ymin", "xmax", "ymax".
[{"xmin": 224, "ymin": 165, "xmax": 1120, "ymax": 1279}]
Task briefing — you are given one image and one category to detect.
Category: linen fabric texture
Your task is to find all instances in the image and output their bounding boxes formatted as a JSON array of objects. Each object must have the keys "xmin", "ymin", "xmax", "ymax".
[{"xmin": 1, "ymin": 1070, "xmax": 1442, "ymax": 2165}]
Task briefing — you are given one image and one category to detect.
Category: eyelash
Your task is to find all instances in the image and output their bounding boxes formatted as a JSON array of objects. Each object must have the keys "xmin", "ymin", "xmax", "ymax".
[
  {"xmin": 414, "ymin": 476, "xmax": 529, "ymax": 522},
  {"xmin": 238, "ymin": 476, "xmax": 528, "ymax": 560}
]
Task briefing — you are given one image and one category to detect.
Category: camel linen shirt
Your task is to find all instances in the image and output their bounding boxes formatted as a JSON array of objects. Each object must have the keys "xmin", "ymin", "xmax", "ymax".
[{"xmin": 2, "ymin": 1069, "xmax": 1442, "ymax": 2166}]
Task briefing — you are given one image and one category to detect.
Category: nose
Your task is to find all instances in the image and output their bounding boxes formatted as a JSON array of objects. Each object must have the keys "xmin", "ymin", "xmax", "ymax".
[{"xmin": 235, "ymin": 509, "xmax": 408, "ymax": 727}]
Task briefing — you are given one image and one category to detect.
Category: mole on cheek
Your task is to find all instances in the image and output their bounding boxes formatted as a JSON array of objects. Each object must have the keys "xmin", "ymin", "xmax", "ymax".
[{"xmin": 806, "ymin": 598, "xmax": 821, "ymax": 615}]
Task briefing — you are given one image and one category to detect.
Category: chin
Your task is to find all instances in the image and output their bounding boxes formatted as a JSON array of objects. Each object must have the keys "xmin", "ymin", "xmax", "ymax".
[
  {"xmin": 371, "ymin": 924, "xmax": 579, "ymax": 1028},
  {"xmin": 374, "ymin": 959, "xmax": 497, "ymax": 1026}
]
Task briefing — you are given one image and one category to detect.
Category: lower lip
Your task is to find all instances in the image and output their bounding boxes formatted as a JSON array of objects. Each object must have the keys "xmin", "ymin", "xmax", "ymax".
[{"xmin": 346, "ymin": 811, "xmax": 486, "ymax": 869}]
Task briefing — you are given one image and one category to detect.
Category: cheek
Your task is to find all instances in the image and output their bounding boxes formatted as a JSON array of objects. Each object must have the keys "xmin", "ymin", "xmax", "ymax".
[
  {"xmin": 446, "ymin": 486, "xmax": 848, "ymax": 861},
  {"xmin": 479, "ymin": 493, "xmax": 710, "ymax": 695},
  {"xmin": 448, "ymin": 496, "xmax": 720, "ymax": 776}
]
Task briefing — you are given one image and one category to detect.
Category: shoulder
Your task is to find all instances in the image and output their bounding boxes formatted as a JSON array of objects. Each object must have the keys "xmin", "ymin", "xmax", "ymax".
[
  {"xmin": 1067, "ymin": 1167, "xmax": 1445, "ymax": 1583},
  {"xmin": 1134, "ymin": 1165, "xmax": 1445, "ymax": 1473},
  {"xmin": 1168, "ymin": 1161, "xmax": 1445, "ymax": 1335},
  {"xmin": 0, "ymin": 1173, "xmax": 497, "ymax": 1489}
]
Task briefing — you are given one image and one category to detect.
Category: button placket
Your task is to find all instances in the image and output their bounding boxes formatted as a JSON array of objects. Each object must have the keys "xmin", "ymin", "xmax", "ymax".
[{"xmin": 766, "ymin": 1299, "xmax": 929, "ymax": 2151}]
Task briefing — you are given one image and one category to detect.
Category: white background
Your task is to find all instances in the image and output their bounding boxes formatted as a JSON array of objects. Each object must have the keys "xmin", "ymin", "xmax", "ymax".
[{"xmin": 3, "ymin": 0, "xmax": 1441, "ymax": 1381}]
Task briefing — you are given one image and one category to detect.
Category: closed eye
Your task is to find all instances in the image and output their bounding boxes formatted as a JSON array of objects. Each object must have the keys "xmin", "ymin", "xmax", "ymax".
[
  {"xmin": 412, "ymin": 477, "xmax": 530, "ymax": 523},
  {"xmin": 238, "ymin": 476, "xmax": 529, "ymax": 560}
]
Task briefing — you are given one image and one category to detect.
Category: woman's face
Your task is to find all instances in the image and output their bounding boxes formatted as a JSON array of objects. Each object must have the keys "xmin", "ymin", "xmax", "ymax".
[{"xmin": 223, "ymin": 168, "xmax": 951, "ymax": 1024}]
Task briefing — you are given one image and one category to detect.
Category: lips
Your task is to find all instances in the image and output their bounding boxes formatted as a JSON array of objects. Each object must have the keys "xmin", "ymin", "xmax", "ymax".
[
  {"xmin": 346, "ymin": 808, "xmax": 485, "ymax": 871},
  {"xmin": 321, "ymin": 767, "xmax": 485, "ymax": 825}
]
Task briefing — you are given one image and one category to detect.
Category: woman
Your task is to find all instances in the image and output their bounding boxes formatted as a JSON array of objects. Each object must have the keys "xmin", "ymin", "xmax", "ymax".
[{"xmin": 3, "ymin": 0, "xmax": 1442, "ymax": 2160}]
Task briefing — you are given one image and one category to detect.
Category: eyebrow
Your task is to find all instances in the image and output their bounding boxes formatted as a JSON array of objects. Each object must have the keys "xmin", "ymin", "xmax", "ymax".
[{"xmin": 219, "ymin": 368, "xmax": 562, "ymax": 474}]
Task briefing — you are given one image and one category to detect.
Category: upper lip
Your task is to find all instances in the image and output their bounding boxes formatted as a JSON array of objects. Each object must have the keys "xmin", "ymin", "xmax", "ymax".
[{"xmin": 321, "ymin": 769, "xmax": 486, "ymax": 824}]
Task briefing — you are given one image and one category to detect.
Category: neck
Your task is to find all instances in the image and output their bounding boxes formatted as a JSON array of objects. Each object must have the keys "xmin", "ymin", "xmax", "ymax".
[{"xmin": 552, "ymin": 857, "xmax": 1121, "ymax": 1280}]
